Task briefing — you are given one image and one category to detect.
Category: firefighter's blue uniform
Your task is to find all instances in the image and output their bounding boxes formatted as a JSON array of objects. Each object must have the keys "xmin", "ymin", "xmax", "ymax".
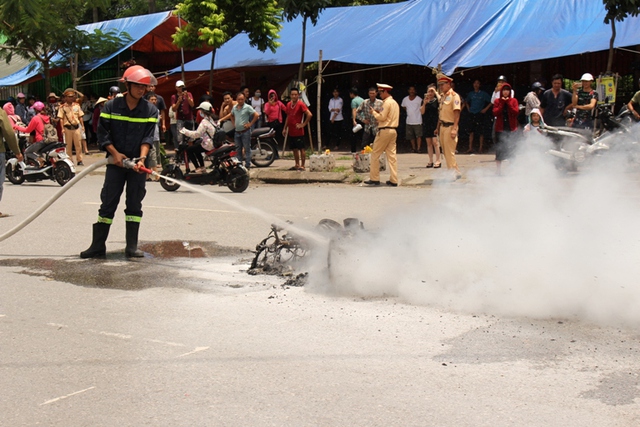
[{"xmin": 96, "ymin": 96, "xmax": 158, "ymax": 224}]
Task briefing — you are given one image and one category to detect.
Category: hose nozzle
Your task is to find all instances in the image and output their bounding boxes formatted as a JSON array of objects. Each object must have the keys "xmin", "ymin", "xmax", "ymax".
[{"xmin": 107, "ymin": 156, "xmax": 153, "ymax": 174}]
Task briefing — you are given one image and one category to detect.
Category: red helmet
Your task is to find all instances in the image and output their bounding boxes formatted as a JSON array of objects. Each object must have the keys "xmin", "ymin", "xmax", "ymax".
[
  {"xmin": 119, "ymin": 65, "xmax": 157, "ymax": 86},
  {"xmin": 33, "ymin": 101, "xmax": 45, "ymax": 112}
]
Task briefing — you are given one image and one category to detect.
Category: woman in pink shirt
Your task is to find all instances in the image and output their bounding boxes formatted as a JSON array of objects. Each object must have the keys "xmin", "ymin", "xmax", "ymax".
[{"xmin": 263, "ymin": 89, "xmax": 286, "ymax": 141}]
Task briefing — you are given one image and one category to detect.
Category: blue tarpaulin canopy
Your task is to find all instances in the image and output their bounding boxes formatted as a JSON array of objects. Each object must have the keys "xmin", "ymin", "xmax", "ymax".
[
  {"xmin": 0, "ymin": 11, "xmax": 187, "ymax": 87},
  {"xmin": 177, "ymin": 0, "xmax": 640, "ymax": 74}
]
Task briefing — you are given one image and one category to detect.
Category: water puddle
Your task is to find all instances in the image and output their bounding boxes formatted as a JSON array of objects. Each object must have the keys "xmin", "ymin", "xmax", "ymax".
[{"xmin": 0, "ymin": 241, "xmax": 286, "ymax": 293}]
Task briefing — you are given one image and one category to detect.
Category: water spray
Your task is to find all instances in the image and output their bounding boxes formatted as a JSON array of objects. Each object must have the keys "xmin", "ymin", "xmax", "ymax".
[{"xmin": 0, "ymin": 155, "xmax": 329, "ymax": 249}]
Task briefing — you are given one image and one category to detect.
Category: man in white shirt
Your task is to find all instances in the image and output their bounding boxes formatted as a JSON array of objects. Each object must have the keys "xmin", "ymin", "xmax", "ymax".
[
  {"xmin": 401, "ymin": 86, "xmax": 423, "ymax": 152},
  {"xmin": 327, "ymin": 88, "xmax": 344, "ymax": 150},
  {"xmin": 250, "ymin": 90, "xmax": 264, "ymax": 130}
]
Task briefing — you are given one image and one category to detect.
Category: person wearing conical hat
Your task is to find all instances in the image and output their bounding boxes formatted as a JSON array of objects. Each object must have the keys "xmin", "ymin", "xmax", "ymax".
[{"xmin": 435, "ymin": 73, "xmax": 462, "ymax": 179}]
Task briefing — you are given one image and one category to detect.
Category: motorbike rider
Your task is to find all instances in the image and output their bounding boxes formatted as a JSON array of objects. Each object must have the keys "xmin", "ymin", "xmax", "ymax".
[
  {"xmin": 179, "ymin": 101, "xmax": 221, "ymax": 173},
  {"xmin": 80, "ymin": 65, "xmax": 158, "ymax": 259},
  {"xmin": 14, "ymin": 101, "xmax": 52, "ymax": 166}
]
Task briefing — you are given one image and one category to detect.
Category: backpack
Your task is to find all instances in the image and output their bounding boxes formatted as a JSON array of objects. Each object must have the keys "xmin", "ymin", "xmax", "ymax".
[
  {"xmin": 39, "ymin": 116, "xmax": 58, "ymax": 143},
  {"xmin": 206, "ymin": 126, "xmax": 228, "ymax": 149}
]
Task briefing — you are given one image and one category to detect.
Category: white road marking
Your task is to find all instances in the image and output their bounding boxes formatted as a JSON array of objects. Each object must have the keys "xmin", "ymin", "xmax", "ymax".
[
  {"xmin": 146, "ymin": 339, "xmax": 186, "ymax": 347},
  {"xmin": 176, "ymin": 346, "xmax": 209, "ymax": 358},
  {"xmin": 88, "ymin": 329, "xmax": 132, "ymax": 340},
  {"xmin": 84, "ymin": 202, "xmax": 240, "ymax": 214},
  {"xmin": 84, "ymin": 202, "xmax": 295, "ymax": 217},
  {"xmin": 40, "ymin": 386, "xmax": 95, "ymax": 406}
]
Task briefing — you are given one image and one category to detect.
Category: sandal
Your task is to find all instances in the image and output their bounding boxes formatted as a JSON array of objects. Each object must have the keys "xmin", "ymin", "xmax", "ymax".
[
  {"xmin": 298, "ymin": 166, "xmax": 305, "ymax": 171},
  {"xmin": 426, "ymin": 163, "xmax": 434, "ymax": 168},
  {"xmin": 289, "ymin": 166, "xmax": 299, "ymax": 171},
  {"xmin": 434, "ymin": 163, "xmax": 441, "ymax": 168}
]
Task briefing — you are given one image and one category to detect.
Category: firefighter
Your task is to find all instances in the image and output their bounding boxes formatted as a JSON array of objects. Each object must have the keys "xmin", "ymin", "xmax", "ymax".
[{"xmin": 81, "ymin": 66, "xmax": 159, "ymax": 259}]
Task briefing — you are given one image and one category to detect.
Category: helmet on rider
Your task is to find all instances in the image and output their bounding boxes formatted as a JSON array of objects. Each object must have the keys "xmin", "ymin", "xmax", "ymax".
[
  {"xmin": 497, "ymin": 75, "xmax": 507, "ymax": 82},
  {"xmin": 196, "ymin": 101, "xmax": 214, "ymax": 114},
  {"xmin": 531, "ymin": 82, "xmax": 545, "ymax": 92},
  {"xmin": 119, "ymin": 65, "xmax": 157, "ymax": 86},
  {"xmin": 33, "ymin": 101, "xmax": 45, "ymax": 112},
  {"xmin": 109, "ymin": 86, "xmax": 121, "ymax": 96}
]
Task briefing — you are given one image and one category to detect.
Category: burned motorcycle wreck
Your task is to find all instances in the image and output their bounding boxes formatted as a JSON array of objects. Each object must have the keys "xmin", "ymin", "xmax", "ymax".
[{"xmin": 247, "ymin": 218, "xmax": 365, "ymax": 286}]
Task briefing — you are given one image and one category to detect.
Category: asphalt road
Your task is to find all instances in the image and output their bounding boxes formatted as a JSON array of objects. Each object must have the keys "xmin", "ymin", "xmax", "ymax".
[{"xmin": 1, "ymin": 164, "xmax": 640, "ymax": 426}]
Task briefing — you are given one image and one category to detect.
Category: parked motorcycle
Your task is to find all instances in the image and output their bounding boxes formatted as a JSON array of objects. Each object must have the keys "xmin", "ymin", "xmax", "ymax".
[
  {"xmin": 542, "ymin": 105, "xmax": 638, "ymax": 171},
  {"xmin": 6, "ymin": 141, "xmax": 75, "ymax": 186},
  {"xmin": 160, "ymin": 141, "xmax": 249, "ymax": 193},
  {"xmin": 249, "ymin": 127, "xmax": 278, "ymax": 167}
]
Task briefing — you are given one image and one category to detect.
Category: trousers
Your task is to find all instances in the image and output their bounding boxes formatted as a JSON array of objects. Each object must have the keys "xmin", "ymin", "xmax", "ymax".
[
  {"xmin": 370, "ymin": 129, "xmax": 398, "ymax": 183},
  {"xmin": 439, "ymin": 127, "xmax": 458, "ymax": 170},
  {"xmin": 64, "ymin": 128, "xmax": 83, "ymax": 163},
  {"xmin": 98, "ymin": 164, "xmax": 147, "ymax": 221}
]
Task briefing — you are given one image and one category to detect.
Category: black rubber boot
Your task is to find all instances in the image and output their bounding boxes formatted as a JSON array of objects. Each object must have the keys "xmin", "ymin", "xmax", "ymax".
[
  {"xmin": 80, "ymin": 223, "xmax": 111, "ymax": 259},
  {"xmin": 125, "ymin": 221, "xmax": 144, "ymax": 258}
]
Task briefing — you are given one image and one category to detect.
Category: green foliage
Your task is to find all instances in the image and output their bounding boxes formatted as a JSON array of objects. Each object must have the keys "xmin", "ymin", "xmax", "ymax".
[
  {"xmin": 603, "ymin": 0, "xmax": 640, "ymax": 23},
  {"xmin": 52, "ymin": 29, "xmax": 132, "ymax": 68},
  {"xmin": 280, "ymin": 0, "xmax": 330, "ymax": 24},
  {"xmin": 173, "ymin": 0, "xmax": 282, "ymax": 53},
  {"xmin": 0, "ymin": 0, "xmax": 130, "ymax": 93}
]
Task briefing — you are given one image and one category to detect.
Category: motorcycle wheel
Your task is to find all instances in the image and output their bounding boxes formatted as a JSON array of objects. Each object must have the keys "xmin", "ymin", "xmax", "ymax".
[
  {"xmin": 160, "ymin": 166, "xmax": 184, "ymax": 192},
  {"xmin": 227, "ymin": 166, "xmax": 249, "ymax": 193},
  {"xmin": 250, "ymin": 139, "xmax": 277, "ymax": 168},
  {"xmin": 54, "ymin": 162, "xmax": 75, "ymax": 186},
  {"xmin": 6, "ymin": 163, "xmax": 25, "ymax": 185}
]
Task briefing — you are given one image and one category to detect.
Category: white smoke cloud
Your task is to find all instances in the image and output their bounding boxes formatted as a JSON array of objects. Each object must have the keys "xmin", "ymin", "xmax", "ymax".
[{"xmin": 308, "ymin": 131, "xmax": 640, "ymax": 327}]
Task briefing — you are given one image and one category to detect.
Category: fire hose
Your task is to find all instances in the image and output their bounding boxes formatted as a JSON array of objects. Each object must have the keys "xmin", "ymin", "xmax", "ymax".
[{"xmin": 0, "ymin": 157, "xmax": 157, "ymax": 243}]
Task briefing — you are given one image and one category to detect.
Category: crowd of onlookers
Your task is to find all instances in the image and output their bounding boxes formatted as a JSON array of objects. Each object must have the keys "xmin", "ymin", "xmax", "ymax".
[{"xmin": 3, "ymin": 72, "xmax": 635, "ymax": 175}]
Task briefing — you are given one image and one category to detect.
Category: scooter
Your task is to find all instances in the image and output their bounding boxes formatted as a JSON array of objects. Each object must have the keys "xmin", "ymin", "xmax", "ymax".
[
  {"xmin": 6, "ymin": 141, "xmax": 75, "ymax": 186},
  {"xmin": 160, "ymin": 140, "xmax": 249, "ymax": 193}
]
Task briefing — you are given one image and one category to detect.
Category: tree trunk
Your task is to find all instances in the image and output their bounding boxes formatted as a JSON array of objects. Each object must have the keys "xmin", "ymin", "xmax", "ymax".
[
  {"xmin": 93, "ymin": 7, "xmax": 99, "ymax": 23},
  {"xmin": 607, "ymin": 19, "xmax": 616, "ymax": 73},
  {"xmin": 44, "ymin": 63, "xmax": 51, "ymax": 97},
  {"xmin": 148, "ymin": 0, "xmax": 156, "ymax": 14},
  {"xmin": 298, "ymin": 16, "xmax": 307, "ymax": 82},
  {"xmin": 209, "ymin": 47, "xmax": 217, "ymax": 94}
]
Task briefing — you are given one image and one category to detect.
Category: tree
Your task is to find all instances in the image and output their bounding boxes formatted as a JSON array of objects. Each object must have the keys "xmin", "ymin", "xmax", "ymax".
[
  {"xmin": 173, "ymin": 0, "xmax": 282, "ymax": 93},
  {"xmin": 279, "ymin": 0, "xmax": 330, "ymax": 82},
  {"xmin": 0, "ymin": 0, "xmax": 129, "ymax": 94},
  {"xmin": 603, "ymin": 0, "xmax": 640, "ymax": 73}
]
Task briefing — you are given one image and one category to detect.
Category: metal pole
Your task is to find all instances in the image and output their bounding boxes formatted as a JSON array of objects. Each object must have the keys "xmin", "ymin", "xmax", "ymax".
[
  {"xmin": 178, "ymin": 14, "xmax": 186, "ymax": 82},
  {"xmin": 316, "ymin": 50, "xmax": 323, "ymax": 154}
]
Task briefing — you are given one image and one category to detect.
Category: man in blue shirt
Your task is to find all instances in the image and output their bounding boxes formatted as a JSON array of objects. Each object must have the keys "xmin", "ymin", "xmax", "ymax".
[
  {"xmin": 464, "ymin": 80, "xmax": 491, "ymax": 153},
  {"xmin": 231, "ymin": 93, "xmax": 259, "ymax": 168}
]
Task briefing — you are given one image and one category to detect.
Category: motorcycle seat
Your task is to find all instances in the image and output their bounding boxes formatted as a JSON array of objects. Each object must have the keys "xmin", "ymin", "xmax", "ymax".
[{"xmin": 251, "ymin": 127, "xmax": 275, "ymax": 139}]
